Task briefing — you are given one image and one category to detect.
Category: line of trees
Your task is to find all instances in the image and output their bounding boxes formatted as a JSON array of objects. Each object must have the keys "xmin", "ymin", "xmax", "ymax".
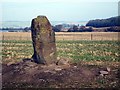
[
  {"xmin": 1, "ymin": 16, "xmax": 120, "ymax": 32},
  {"xmin": 67, "ymin": 25, "xmax": 93, "ymax": 32},
  {"xmin": 86, "ymin": 16, "xmax": 120, "ymax": 27},
  {"xmin": 0, "ymin": 27, "xmax": 31, "ymax": 32}
]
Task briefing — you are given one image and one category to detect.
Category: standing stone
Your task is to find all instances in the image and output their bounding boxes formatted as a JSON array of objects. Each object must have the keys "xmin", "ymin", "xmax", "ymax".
[{"xmin": 31, "ymin": 16, "xmax": 56, "ymax": 64}]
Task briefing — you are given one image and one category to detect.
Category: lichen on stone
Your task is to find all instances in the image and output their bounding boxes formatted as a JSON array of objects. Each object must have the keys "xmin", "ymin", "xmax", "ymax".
[{"xmin": 31, "ymin": 15, "xmax": 56, "ymax": 64}]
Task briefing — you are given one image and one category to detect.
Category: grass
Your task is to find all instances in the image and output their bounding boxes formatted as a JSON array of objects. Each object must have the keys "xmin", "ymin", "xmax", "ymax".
[
  {"xmin": 56, "ymin": 40, "xmax": 120, "ymax": 62},
  {"xmin": 2, "ymin": 40, "xmax": 33, "ymax": 63},
  {"xmin": 1, "ymin": 40, "xmax": 120, "ymax": 64}
]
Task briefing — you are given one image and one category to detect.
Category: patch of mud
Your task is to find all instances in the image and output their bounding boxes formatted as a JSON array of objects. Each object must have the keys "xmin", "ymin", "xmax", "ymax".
[{"xmin": 2, "ymin": 59, "xmax": 120, "ymax": 88}]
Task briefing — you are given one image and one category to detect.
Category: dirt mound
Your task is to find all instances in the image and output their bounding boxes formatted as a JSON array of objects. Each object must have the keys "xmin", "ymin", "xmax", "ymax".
[{"xmin": 2, "ymin": 60, "xmax": 120, "ymax": 88}]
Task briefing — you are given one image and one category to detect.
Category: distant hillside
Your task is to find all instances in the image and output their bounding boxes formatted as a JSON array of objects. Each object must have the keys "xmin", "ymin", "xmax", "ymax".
[{"xmin": 86, "ymin": 16, "xmax": 120, "ymax": 27}]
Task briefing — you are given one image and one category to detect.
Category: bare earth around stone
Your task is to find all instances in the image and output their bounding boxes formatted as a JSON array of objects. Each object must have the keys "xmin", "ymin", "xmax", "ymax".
[{"xmin": 2, "ymin": 59, "xmax": 120, "ymax": 88}]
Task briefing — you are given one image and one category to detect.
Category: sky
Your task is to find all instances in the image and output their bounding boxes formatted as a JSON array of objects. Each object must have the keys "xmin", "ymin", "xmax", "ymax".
[{"xmin": 1, "ymin": 0, "xmax": 119, "ymax": 22}]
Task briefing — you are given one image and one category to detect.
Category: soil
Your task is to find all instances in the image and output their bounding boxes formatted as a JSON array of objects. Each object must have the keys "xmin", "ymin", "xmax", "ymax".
[{"xmin": 2, "ymin": 59, "xmax": 120, "ymax": 89}]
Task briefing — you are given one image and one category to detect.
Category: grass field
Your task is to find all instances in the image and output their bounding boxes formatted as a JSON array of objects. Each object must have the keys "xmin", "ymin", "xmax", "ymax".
[
  {"xmin": 1, "ymin": 33, "xmax": 120, "ymax": 63},
  {"xmin": 1, "ymin": 32, "xmax": 120, "ymax": 88}
]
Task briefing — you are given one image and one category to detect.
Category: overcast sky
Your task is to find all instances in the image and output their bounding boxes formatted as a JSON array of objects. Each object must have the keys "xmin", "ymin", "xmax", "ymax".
[{"xmin": 1, "ymin": 0, "xmax": 119, "ymax": 21}]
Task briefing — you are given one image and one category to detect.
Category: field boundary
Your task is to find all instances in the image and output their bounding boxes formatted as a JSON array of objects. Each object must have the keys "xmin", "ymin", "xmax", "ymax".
[{"xmin": 2, "ymin": 32, "xmax": 120, "ymax": 41}]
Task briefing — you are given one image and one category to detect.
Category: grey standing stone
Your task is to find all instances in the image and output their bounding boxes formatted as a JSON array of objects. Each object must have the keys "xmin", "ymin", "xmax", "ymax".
[{"xmin": 31, "ymin": 16, "xmax": 56, "ymax": 64}]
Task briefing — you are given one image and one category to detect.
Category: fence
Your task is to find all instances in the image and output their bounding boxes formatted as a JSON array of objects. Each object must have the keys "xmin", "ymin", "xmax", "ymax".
[{"xmin": 2, "ymin": 32, "xmax": 120, "ymax": 41}]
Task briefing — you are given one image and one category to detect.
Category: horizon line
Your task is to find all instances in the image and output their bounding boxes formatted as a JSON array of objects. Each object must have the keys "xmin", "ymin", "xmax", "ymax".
[{"xmin": 0, "ymin": 20, "xmax": 88, "ymax": 22}]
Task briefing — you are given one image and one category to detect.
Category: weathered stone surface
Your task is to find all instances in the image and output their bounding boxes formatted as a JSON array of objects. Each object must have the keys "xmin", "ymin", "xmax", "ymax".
[
  {"xmin": 56, "ymin": 57, "xmax": 71, "ymax": 65},
  {"xmin": 31, "ymin": 16, "xmax": 56, "ymax": 64},
  {"xmin": 99, "ymin": 70, "xmax": 109, "ymax": 76},
  {"xmin": 106, "ymin": 67, "xmax": 111, "ymax": 72}
]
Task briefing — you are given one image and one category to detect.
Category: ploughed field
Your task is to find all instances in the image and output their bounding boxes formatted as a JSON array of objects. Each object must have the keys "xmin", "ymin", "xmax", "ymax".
[{"xmin": 1, "ymin": 32, "xmax": 120, "ymax": 88}]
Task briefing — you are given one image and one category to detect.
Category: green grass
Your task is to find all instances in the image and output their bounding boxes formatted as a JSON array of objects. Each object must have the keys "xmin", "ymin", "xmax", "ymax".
[
  {"xmin": 1, "ymin": 40, "xmax": 120, "ymax": 63},
  {"xmin": 56, "ymin": 40, "xmax": 120, "ymax": 63}
]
